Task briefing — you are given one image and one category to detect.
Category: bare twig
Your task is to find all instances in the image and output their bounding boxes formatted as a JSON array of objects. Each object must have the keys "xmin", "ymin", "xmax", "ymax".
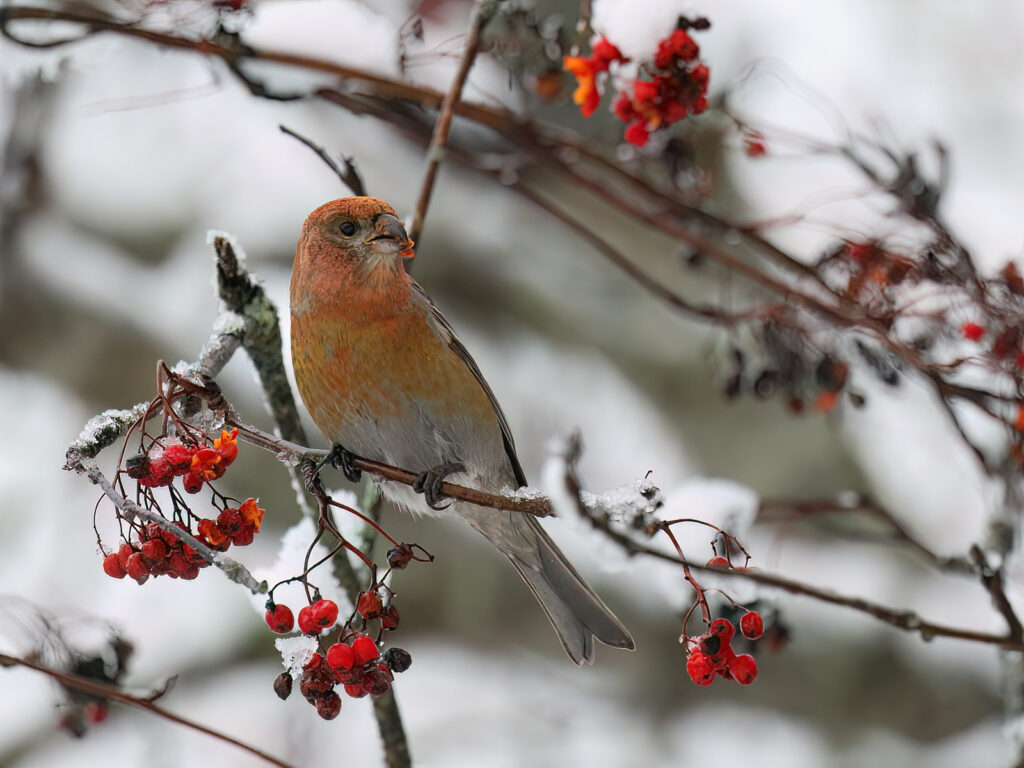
[
  {"xmin": 279, "ymin": 125, "xmax": 366, "ymax": 196},
  {"xmin": 758, "ymin": 494, "xmax": 974, "ymax": 574},
  {"xmin": 0, "ymin": 653, "xmax": 293, "ymax": 768},
  {"xmin": 583, "ymin": 498, "xmax": 1023, "ymax": 650},
  {"xmin": 971, "ymin": 545, "xmax": 1024, "ymax": 644},
  {"xmin": 407, "ymin": 0, "xmax": 491, "ymax": 249}
]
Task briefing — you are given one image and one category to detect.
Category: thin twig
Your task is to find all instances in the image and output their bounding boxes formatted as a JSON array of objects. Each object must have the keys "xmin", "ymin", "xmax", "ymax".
[
  {"xmin": 0, "ymin": 653, "xmax": 293, "ymax": 768},
  {"xmin": 758, "ymin": 494, "xmax": 974, "ymax": 574},
  {"xmin": 971, "ymin": 545, "xmax": 1024, "ymax": 644},
  {"xmin": 279, "ymin": 125, "xmax": 366, "ymax": 196},
  {"xmin": 407, "ymin": 0, "xmax": 490, "ymax": 249}
]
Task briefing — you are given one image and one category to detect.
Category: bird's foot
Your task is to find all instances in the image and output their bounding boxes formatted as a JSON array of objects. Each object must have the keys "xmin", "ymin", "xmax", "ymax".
[
  {"xmin": 327, "ymin": 443, "xmax": 362, "ymax": 483},
  {"xmin": 413, "ymin": 462, "xmax": 465, "ymax": 510}
]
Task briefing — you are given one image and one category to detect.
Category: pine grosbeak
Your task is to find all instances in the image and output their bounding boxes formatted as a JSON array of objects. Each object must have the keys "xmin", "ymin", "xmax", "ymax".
[{"xmin": 290, "ymin": 196, "xmax": 634, "ymax": 663}]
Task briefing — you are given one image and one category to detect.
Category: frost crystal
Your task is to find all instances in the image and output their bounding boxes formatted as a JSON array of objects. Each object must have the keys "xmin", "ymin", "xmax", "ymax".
[{"xmin": 276, "ymin": 635, "xmax": 318, "ymax": 678}]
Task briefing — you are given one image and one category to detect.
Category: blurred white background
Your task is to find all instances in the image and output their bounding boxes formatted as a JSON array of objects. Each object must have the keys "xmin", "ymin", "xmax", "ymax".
[{"xmin": 2, "ymin": 0, "xmax": 1023, "ymax": 765}]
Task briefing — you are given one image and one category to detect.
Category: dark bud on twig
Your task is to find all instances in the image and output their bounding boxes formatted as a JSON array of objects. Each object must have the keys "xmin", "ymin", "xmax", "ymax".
[
  {"xmin": 273, "ymin": 672, "xmax": 293, "ymax": 700},
  {"xmin": 753, "ymin": 370, "xmax": 777, "ymax": 399},
  {"xmin": 384, "ymin": 647, "xmax": 412, "ymax": 673},
  {"xmin": 676, "ymin": 15, "xmax": 711, "ymax": 31},
  {"xmin": 387, "ymin": 544, "xmax": 414, "ymax": 569},
  {"xmin": 125, "ymin": 453, "xmax": 150, "ymax": 479}
]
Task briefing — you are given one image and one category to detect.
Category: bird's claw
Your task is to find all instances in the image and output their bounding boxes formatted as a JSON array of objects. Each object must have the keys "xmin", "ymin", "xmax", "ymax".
[
  {"xmin": 328, "ymin": 444, "xmax": 362, "ymax": 483},
  {"xmin": 413, "ymin": 462, "xmax": 464, "ymax": 510}
]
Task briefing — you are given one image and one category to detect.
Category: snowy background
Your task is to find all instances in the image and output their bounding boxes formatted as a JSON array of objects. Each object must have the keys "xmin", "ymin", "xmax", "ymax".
[{"xmin": 2, "ymin": 0, "xmax": 1023, "ymax": 765}]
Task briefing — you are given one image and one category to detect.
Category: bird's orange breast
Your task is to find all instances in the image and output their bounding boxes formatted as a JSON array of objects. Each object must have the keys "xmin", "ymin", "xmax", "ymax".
[{"xmin": 291, "ymin": 282, "xmax": 497, "ymax": 456}]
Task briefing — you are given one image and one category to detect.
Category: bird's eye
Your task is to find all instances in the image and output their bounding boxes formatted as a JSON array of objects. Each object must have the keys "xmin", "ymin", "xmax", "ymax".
[{"xmin": 339, "ymin": 221, "xmax": 357, "ymax": 237}]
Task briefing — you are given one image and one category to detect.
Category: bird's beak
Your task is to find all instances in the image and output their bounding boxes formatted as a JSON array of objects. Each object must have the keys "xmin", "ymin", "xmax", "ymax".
[{"xmin": 368, "ymin": 214, "xmax": 414, "ymax": 257}]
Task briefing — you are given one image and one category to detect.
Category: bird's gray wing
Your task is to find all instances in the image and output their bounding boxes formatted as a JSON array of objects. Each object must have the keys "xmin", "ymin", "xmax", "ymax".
[{"xmin": 410, "ymin": 280, "xmax": 528, "ymax": 488}]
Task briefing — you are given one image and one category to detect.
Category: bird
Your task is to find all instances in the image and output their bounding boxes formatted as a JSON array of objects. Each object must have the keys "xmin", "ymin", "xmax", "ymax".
[{"xmin": 290, "ymin": 196, "xmax": 635, "ymax": 664}]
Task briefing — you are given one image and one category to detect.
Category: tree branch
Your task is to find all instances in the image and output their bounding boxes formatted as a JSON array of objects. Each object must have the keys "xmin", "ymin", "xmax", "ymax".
[
  {"xmin": 0, "ymin": 653, "xmax": 293, "ymax": 768},
  {"xmin": 278, "ymin": 125, "xmax": 366, "ymax": 196},
  {"xmin": 407, "ymin": 0, "xmax": 491, "ymax": 249}
]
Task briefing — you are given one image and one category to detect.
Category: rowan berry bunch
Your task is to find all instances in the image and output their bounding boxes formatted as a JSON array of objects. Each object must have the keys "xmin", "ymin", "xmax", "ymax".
[
  {"xmin": 563, "ymin": 16, "xmax": 712, "ymax": 147},
  {"xmin": 99, "ymin": 422, "xmax": 267, "ymax": 583},
  {"xmin": 684, "ymin": 615, "xmax": 762, "ymax": 687},
  {"xmin": 651, "ymin": 517, "xmax": 772, "ymax": 687},
  {"xmin": 264, "ymin": 589, "xmax": 411, "ymax": 720}
]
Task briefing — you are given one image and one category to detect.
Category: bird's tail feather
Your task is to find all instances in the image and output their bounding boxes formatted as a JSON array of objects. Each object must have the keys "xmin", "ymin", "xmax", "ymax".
[{"xmin": 464, "ymin": 509, "xmax": 635, "ymax": 664}]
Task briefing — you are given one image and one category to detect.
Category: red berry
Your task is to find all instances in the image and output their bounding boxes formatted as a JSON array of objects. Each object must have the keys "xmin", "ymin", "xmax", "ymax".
[
  {"xmin": 179, "ymin": 565, "xmax": 200, "ymax": 580},
  {"xmin": 315, "ymin": 691, "xmax": 342, "ymax": 720},
  {"xmin": 624, "ymin": 121, "xmax": 650, "ymax": 147},
  {"xmin": 163, "ymin": 443, "xmax": 193, "ymax": 470},
  {"xmin": 352, "ymin": 635, "xmax": 379, "ymax": 665},
  {"xmin": 356, "ymin": 590, "xmax": 383, "ymax": 620},
  {"xmin": 160, "ymin": 523, "xmax": 184, "ymax": 547},
  {"xmin": 613, "ymin": 93, "xmax": 636, "ymax": 122},
  {"xmin": 740, "ymin": 611, "xmax": 764, "ymax": 639},
  {"xmin": 126, "ymin": 553, "xmax": 149, "ymax": 581},
  {"xmin": 116, "ymin": 543, "xmax": 133, "ymax": 572},
  {"xmin": 303, "ymin": 652, "xmax": 323, "ymax": 670},
  {"xmin": 708, "ymin": 618, "xmax": 735, "ymax": 646},
  {"xmin": 962, "ymin": 322, "xmax": 985, "ymax": 341},
  {"xmin": 381, "ymin": 605, "xmax": 400, "ymax": 631},
  {"xmin": 632, "ymin": 79, "xmax": 659, "ymax": 106},
  {"xmin": 333, "ymin": 664, "xmax": 362, "ymax": 685},
  {"xmin": 706, "ymin": 556, "xmax": 730, "ymax": 570},
  {"xmin": 102, "ymin": 553, "xmax": 126, "ymax": 579},
  {"xmin": 670, "ymin": 29, "xmax": 698, "ymax": 61},
  {"xmin": 265, "ymin": 604, "xmax": 294, "ymax": 634},
  {"xmin": 141, "ymin": 539, "xmax": 168, "ymax": 562},
  {"xmin": 729, "ymin": 653, "xmax": 758, "ymax": 685},
  {"xmin": 591, "ymin": 37, "xmax": 624, "ymax": 66},
  {"xmin": 229, "ymin": 523, "xmax": 255, "ymax": 547},
  {"xmin": 310, "ymin": 599, "xmax": 339, "ymax": 629},
  {"xmin": 83, "ymin": 702, "xmax": 108, "ymax": 724},
  {"xmin": 217, "ymin": 508, "xmax": 243, "ymax": 537},
  {"xmin": 686, "ymin": 651, "xmax": 715, "ymax": 686},
  {"xmin": 182, "ymin": 471, "xmax": 204, "ymax": 494},
  {"xmin": 344, "ymin": 682, "xmax": 368, "ymax": 699},
  {"xmin": 690, "ymin": 63, "xmax": 710, "ymax": 88},
  {"xmin": 327, "ymin": 643, "xmax": 356, "ymax": 671},
  {"xmin": 362, "ymin": 663, "xmax": 393, "ymax": 696},
  {"xmin": 297, "ymin": 605, "xmax": 320, "ymax": 635}
]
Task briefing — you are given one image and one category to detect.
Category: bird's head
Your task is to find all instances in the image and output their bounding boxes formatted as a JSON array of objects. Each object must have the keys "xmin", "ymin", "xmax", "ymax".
[{"xmin": 296, "ymin": 197, "xmax": 415, "ymax": 284}]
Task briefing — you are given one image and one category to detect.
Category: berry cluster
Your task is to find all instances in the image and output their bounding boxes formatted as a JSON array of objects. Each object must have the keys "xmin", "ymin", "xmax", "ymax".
[
  {"xmin": 101, "ymin": 426, "xmax": 265, "ymax": 583},
  {"xmin": 126, "ymin": 428, "xmax": 239, "ymax": 494},
  {"xmin": 563, "ymin": 37, "xmax": 626, "ymax": 117},
  {"xmin": 684, "ymin": 614, "xmax": 762, "ymax": 687},
  {"xmin": 961, "ymin": 316, "xmax": 1024, "ymax": 369},
  {"xmin": 562, "ymin": 19, "xmax": 712, "ymax": 147},
  {"xmin": 613, "ymin": 27, "xmax": 710, "ymax": 147},
  {"xmin": 722, "ymin": 339, "xmax": 854, "ymax": 416},
  {"xmin": 265, "ymin": 595, "xmax": 411, "ymax": 720},
  {"xmin": 101, "ymin": 497, "xmax": 265, "ymax": 584}
]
